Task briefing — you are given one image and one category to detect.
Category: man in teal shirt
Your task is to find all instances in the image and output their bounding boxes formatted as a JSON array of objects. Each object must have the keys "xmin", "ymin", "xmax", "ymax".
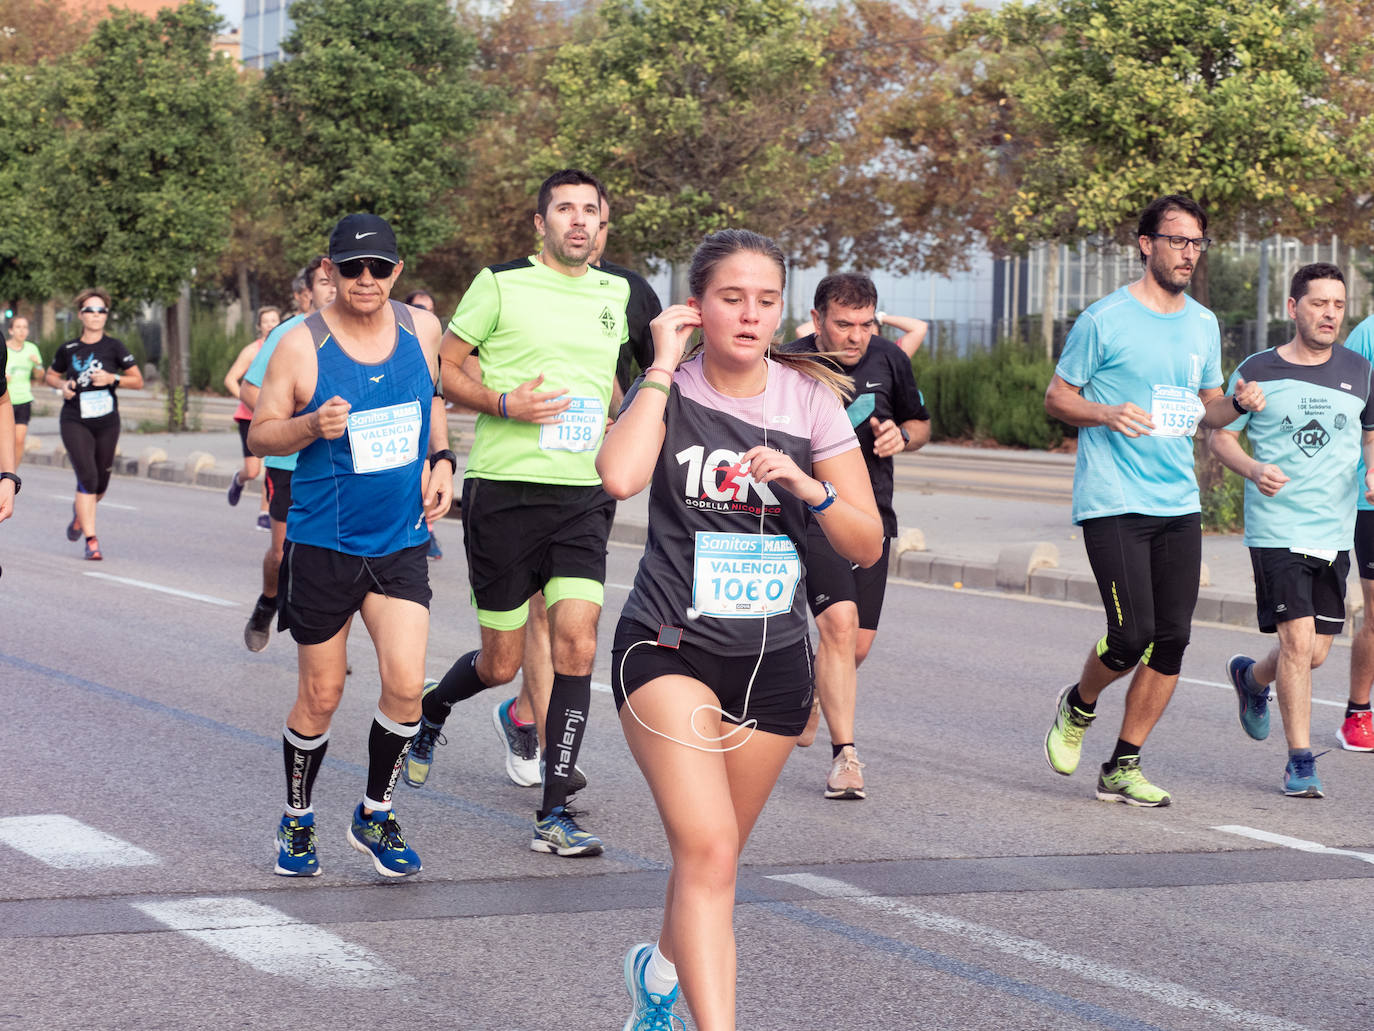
[
  {"xmin": 1042, "ymin": 194, "xmax": 1265, "ymax": 807},
  {"xmin": 1213, "ymin": 263, "xmax": 1374, "ymax": 798}
]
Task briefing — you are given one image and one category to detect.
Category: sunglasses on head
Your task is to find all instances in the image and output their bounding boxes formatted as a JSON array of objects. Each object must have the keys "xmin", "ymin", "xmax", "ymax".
[
  {"xmin": 335, "ymin": 257, "xmax": 396, "ymax": 280},
  {"xmin": 80, "ymin": 306, "xmax": 109, "ymax": 314}
]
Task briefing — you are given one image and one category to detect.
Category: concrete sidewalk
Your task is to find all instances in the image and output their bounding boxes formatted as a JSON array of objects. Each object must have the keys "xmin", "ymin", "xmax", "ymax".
[{"xmin": 17, "ymin": 388, "xmax": 1313, "ymax": 630}]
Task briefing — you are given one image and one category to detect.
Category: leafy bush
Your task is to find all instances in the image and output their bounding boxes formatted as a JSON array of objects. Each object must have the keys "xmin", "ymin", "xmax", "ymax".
[
  {"xmin": 184, "ymin": 308, "xmax": 254, "ymax": 394},
  {"xmin": 912, "ymin": 343, "xmax": 1065, "ymax": 449}
]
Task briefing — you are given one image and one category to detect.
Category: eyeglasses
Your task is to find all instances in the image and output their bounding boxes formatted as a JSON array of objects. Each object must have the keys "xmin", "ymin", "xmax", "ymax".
[
  {"xmin": 80, "ymin": 306, "xmax": 109, "ymax": 314},
  {"xmin": 335, "ymin": 257, "xmax": 396, "ymax": 279},
  {"xmin": 1148, "ymin": 234, "xmax": 1213, "ymax": 253}
]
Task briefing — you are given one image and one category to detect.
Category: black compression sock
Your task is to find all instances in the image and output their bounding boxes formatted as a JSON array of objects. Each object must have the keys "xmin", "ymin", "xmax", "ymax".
[
  {"xmin": 1067, "ymin": 684, "xmax": 1095, "ymax": 714},
  {"xmin": 540, "ymin": 672, "xmax": 591, "ymax": 817},
  {"xmin": 832, "ymin": 742, "xmax": 854, "ymax": 759},
  {"xmin": 283, "ymin": 727, "xmax": 329, "ymax": 812},
  {"xmin": 1348, "ymin": 701, "xmax": 1372, "ymax": 717},
  {"xmin": 257, "ymin": 592, "xmax": 276, "ymax": 608},
  {"xmin": 365, "ymin": 709, "xmax": 419, "ymax": 808},
  {"xmin": 426, "ymin": 650, "xmax": 487, "ymax": 722},
  {"xmin": 1109, "ymin": 738, "xmax": 1141, "ymax": 766}
]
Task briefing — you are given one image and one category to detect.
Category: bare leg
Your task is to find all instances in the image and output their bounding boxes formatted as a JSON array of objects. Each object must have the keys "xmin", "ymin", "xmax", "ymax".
[
  {"xmin": 287, "ymin": 616, "xmax": 352, "ymax": 737},
  {"xmin": 263, "ymin": 518, "xmax": 287, "ymax": 596},
  {"xmin": 813, "ymin": 602, "xmax": 858, "ymax": 746},
  {"xmin": 1264, "ymin": 619, "xmax": 1332, "ymax": 751},
  {"xmin": 75, "ymin": 491, "xmax": 99, "ymax": 538},
  {"xmin": 13, "ymin": 423, "xmax": 26, "ymax": 469},
  {"xmin": 518, "ymin": 592, "xmax": 554, "ymax": 750},
  {"xmin": 1118, "ymin": 664, "xmax": 1181, "ymax": 746},
  {"xmin": 1074, "ymin": 649, "xmax": 1132, "ymax": 705}
]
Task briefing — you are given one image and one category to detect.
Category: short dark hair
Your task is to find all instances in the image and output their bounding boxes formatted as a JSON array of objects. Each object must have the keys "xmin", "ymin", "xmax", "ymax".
[
  {"xmin": 537, "ymin": 169, "xmax": 604, "ymax": 218},
  {"xmin": 1290, "ymin": 262, "xmax": 1345, "ymax": 302},
  {"xmin": 1137, "ymin": 195, "xmax": 1208, "ymax": 263},
  {"xmin": 76, "ymin": 287, "xmax": 111, "ymax": 309},
  {"xmin": 304, "ymin": 255, "xmax": 328, "ymax": 290},
  {"xmin": 404, "ymin": 291, "xmax": 433, "ymax": 305},
  {"xmin": 814, "ymin": 273, "xmax": 878, "ymax": 315}
]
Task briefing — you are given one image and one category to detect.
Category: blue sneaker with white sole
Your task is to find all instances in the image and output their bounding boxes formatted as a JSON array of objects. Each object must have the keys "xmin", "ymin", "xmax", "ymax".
[
  {"xmin": 622, "ymin": 943, "xmax": 685, "ymax": 1031},
  {"xmin": 1283, "ymin": 751, "xmax": 1324, "ymax": 798},
  {"xmin": 347, "ymin": 804, "xmax": 421, "ymax": 876},
  {"xmin": 1226, "ymin": 654, "xmax": 1270, "ymax": 741},
  {"xmin": 274, "ymin": 811, "xmax": 321, "ymax": 877}
]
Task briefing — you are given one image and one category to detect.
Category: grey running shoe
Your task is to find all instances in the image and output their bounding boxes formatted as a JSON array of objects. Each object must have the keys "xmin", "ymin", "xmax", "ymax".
[{"xmin": 244, "ymin": 596, "xmax": 275, "ymax": 652}]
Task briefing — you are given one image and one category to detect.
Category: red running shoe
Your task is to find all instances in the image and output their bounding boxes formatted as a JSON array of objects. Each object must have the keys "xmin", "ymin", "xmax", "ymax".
[
  {"xmin": 1338, "ymin": 710, "xmax": 1374, "ymax": 751},
  {"xmin": 84, "ymin": 536, "xmax": 102, "ymax": 561}
]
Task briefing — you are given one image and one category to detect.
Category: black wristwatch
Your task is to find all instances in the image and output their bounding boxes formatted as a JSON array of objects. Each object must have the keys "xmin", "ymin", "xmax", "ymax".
[
  {"xmin": 899, "ymin": 426, "xmax": 911, "ymax": 444},
  {"xmin": 0, "ymin": 471, "xmax": 20, "ymax": 495},
  {"xmin": 428, "ymin": 449, "xmax": 458, "ymax": 472}
]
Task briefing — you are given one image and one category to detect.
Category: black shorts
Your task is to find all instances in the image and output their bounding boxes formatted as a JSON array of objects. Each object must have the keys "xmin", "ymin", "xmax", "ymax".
[
  {"xmin": 461, "ymin": 478, "xmax": 615, "ymax": 613},
  {"xmin": 1354, "ymin": 510, "xmax": 1374, "ymax": 580},
  {"xmin": 266, "ymin": 467, "xmax": 293, "ymax": 523},
  {"xmin": 278, "ymin": 540, "xmax": 431, "ymax": 646},
  {"xmin": 610, "ymin": 618, "xmax": 815, "ymax": 737},
  {"xmin": 12, "ymin": 401, "xmax": 30, "ymax": 426},
  {"xmin": 804, "ymin": 523, "xmax": 890, "ymax": 631},
  {"xmin": 1249, "ymin": 547, "xmax": 1350, "ymax": 635},
  {"xmin": 236, "ymin": 417, "xmax": 253, "ymax": 458}
]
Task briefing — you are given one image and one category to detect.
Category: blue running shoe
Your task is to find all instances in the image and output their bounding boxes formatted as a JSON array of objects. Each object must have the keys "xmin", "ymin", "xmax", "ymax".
[
  {"xmin": 531, "ymin": 806, "xmax": 603, "ymax": 857},
  {"xmin": 65, "ymin": 504, "xmax": 81, "ymax": 542},
  {"xmin": 274, "ymin": 811, "xmax": 321, "ymax": 877},
  {"xmin": 1283, "ymin": 752, "xmax": 1324, "ymax": 798},
  {"xmin": 347, "ymin": 804, "xmax": 422, "ymax": 876},
  {"xmin": 403, "ymin": 680, "xmax": 445, "ymax": 788},
  {"xmin": 622, "ymin": 943, "xmax": 685, "ymax": 1031},
  {"xmin": 227, "ymin": 471, "xmax": 244, "ymax": 507},
  {"xmin": 1226, "ymin": 654, "xmax": 1269, "ymax": 740}
]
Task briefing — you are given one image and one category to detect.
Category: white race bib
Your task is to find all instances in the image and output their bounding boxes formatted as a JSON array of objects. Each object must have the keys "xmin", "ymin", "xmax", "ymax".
[
  {"xmin": 1291, "ymin": 547, "xmax": 1339, "ymax": 563},
  {"xmin": 538, "ymin": 396, "xmax": 604, "ymax": 452},
  {"xmin": 79, "ymin": 389, "xmax": 114, "ymax": 420},
  {"xmin": 1150, "ymin": 385, "xmax": 1205, "ymax": 437},
  {"xmin": 347, "ymin": 400, "xmax": 423, "ymax": 474},
  {"xmin": 691, "ymin": 532, "xmax": 800, "ymax": 619}
]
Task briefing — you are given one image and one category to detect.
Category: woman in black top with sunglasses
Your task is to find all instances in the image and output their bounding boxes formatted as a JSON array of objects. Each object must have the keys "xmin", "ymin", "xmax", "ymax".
[{"xmin": 45, "ymin": 288, "xmax": 143, "ymax": 560}]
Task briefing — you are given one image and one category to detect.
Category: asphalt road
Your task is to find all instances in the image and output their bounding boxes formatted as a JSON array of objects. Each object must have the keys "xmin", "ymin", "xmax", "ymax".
[{"xmin": 1, "ymin": 466, "xmax": 1371, "ymax": 1031}]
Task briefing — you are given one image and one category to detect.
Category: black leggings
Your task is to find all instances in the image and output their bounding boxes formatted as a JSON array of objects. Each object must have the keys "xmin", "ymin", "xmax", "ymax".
[
  {"xmin": 60, "ymin": 415, "xmax": 120, "ymax": 495},
  {"xmin": 1081, "ymin": 512, "xmax": 1201, "ymax": 677}
]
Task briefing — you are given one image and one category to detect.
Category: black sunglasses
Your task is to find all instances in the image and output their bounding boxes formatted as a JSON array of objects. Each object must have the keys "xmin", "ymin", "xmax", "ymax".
[
  {"xmin": 335, "ymin": 257, "xmax": 396, "ymax": 279},
  {"xmin": 80, "ymin": 306, "xmax": 109, "ymax": 314}
]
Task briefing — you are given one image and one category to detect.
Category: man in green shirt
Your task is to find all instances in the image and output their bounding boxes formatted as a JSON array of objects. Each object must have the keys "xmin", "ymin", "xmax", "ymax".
[{"xmin": 403, "ymin": 169, "xmax": 629, "ymax": 858}]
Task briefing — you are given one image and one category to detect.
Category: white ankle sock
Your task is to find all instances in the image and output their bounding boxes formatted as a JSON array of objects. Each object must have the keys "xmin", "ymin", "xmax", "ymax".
[{"xmin": 644, "ymin": 944, "xmax": 678, "ymax": 994}]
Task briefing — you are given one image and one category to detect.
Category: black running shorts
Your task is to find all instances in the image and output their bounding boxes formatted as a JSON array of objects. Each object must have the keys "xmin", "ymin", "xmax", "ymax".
[
  {"xmin": 12, "ymin": 401, "xmax": 30, "ymax": 426},
  {"xmin": 804, "ymin": 522, "xmax": 891, "ymax": 631},
  {"xmin": 236, "ymin": 417, "xmax": 253, "ymax": 458},
  {"xmin": 1249, "ymin": 547, "xmax": 1350, "ymax": 636},
  {"xmin": 266, "ymin": 467, "xmax": 293, "ymax": 523},
  {"xmin": 1354, "ymin": 510, "xmax": 1374, "ymax": 581},
  {"xmin": 610, "ymin": 617, "xmax": 815, "ymax": 737},
  {"xmin": 278, "ymin": 540, "xmax": 431, "ymax": 645},
  {"xmin": 460, "ymin": 478, "xmax": 615, "ymax": 613}
]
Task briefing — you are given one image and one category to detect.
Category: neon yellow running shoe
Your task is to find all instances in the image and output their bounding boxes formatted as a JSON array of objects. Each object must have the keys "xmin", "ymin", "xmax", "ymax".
[
  {"xmin": 1044, "ymin": 684, "xmax": 1096, "ymax": 775},
  {"xmin": 1096, "ymin": 758, "xmax": 1171, "ymax": 807}
]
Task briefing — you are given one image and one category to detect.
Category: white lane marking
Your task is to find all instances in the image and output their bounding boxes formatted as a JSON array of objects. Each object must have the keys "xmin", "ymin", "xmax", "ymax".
[
  {"xmin": 47, "ymin": 493, "xmax": 136, "ymax": 511},
  {"xmin": 592, "ymin": 680, "xmax": 612, "ymax": 694},
  {"xmin": 771, "ymin": 873, "xmax": 1316, "ymax": 1031},
  {"xmin": 1213, "ymin": 825, "xmax": 1374, "ymax": 865},
  {"xmin": 82, "ymin": 571, "xmax": 237, "ymax": 607},
  {"xmin": 606, "ymin": 582, "xmax": 634, "ymax": 591},
  {"xmin": 0, "ymin": 815, "xmax": 157, "ymax": 869},
  {"xmin": 1180, "ymin": 676, "xmax": 1343, "ymax": 709},
  {"xmin": 134, "ymin": 897, "xmax": 406, "ymax": 989}
]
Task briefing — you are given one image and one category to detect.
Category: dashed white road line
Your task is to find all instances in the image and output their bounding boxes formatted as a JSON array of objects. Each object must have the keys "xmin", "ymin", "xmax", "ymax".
[
  {"xmin": 47, "ymin": 493, "xmax": 136, "ymax": 511},
  {"xmin": 0, "ymin": 815, "xmax": 157, "ymax": 869},
  {"xmin": 82, "ymin": 571, "xmax": 237, "ymax": 607},
  {"xmin": 1181, "ymin": 675, "xmax": 1343, "ymax": 709},
  {"xmin": 134, "ymin": 897, "xmax": 406, "ymax": 989},
  {"xmin": 771, "ymin": 872, "xmax": 1316, "ymax": 1031},
  {"xmin": 1213, "ymin": 825, "xmax": 1374, "ymax": 865}
]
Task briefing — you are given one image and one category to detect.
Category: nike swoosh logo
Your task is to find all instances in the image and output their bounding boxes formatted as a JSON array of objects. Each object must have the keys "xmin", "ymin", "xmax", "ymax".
[
  {"xmin": 355, "ymin": 231, "xmax": 378, "ymax": 240},
  {"xmin": 865, "ymin": 381, "xmax": 881, "ymax": 388}
]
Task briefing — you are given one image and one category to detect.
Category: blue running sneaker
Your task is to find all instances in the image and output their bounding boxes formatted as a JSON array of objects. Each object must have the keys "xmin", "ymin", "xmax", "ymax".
[
  {"xmin": 531, "ymin": 806, "xmax": 603, "ymax": 857},
  {"xmin": 1283, "ymin": 751, "xmax": 1324, "ymax": 798},
  {"xmin": 622, "ymin": 943, "xmax": 685, "ymax": 1031},
  {"xmin": 274, "ymin": 811, "xmax": 321, "ymax": 877},
  {"xmin": 65, "ymin": 504, "xmax": 81, "ymax": 542},
  {"xmin": 403, "ymin": 680, "xmax": 445, "ymax": 788},
  {"xmin": 347, "ymin": 804, "xmax": 422, "ymax": 876},
  {"xmin": 493, "ymin": 696, "xmax": 541, "ymax": 787},
  {"xmin": 1226, "ymin": 654, "xmax": 1270, "ymax": 740},
  {"xmin": 227, "ymin": 471, "xmax": 244, "ymax": 507}
]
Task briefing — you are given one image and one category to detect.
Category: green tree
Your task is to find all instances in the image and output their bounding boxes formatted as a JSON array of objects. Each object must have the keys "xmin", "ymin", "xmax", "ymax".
[
  {"xmin": 256, "ymin": 0, "xmax": 493, "ymax": 266},
  {"xmin": 540, "ymin": 0, "xmax": 840, "ymax": 266},
  {"xmin": 35, "ymin": 0, "xmax": 249, "ymax": 426}
]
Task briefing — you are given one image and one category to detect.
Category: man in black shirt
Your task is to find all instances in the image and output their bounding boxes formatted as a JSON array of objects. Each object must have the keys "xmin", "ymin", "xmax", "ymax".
[{"xmin": 787, "ymin": 273, "xmax": 930, "ymax": 798}]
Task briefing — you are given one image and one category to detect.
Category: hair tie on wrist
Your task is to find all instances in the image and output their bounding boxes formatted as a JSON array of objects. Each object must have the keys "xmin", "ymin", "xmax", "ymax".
[
  {"xmin": 1231, "ymin": 396, "xmax": 1245, "ymax": 415},
  {"xmin": 499, "ymin": 392, "xmax": 508, "ymax": 418},
  {"xmin": 645, "ymin": 365, "xmax": 675, "ymax": 378}
]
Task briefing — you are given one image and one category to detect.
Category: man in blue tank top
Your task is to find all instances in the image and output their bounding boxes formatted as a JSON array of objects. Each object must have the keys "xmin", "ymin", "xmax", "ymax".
[
  {"xmin": 249, "ymin": 214, "xmax": 455, "ymax": 878},
  {"xmin": 1212, "ymin": 263, "xmax": 1374, "ymax": 798},
  {"xmin": 1042, "ymin": 195, "xmax": 1266, "ymax": 808}
]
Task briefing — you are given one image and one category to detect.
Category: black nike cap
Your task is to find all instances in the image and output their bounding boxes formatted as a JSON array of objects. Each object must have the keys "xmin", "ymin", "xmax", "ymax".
[{"xmin": 329, "ymin": 213, "xmax": 400, "ymax": 263}]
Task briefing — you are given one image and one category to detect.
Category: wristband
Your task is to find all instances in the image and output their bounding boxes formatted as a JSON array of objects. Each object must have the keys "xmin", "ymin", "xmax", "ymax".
[
  {"xmin": 639, "ymin": 379, "xmax": 671, "ymax": 397},
  {"xmin": 499, "ymin": 392, "xmax": 508, "ymax": 418},
  {"xmin": 113, "ymin": 374, "xmax": 121, "ymax": 388},
  {"xmin": 644, "ymin": 365, "xmax": 675, "ymax": 379},
  {"xmin": 1231, "ymin": 396, "xmax": 1246, "ymax": 415},
  {"xmin": 0, "ymin": 471, "xmax": 20, "ymax": 496},
  {"xmin": 876, "ymin": 311, "xmax": 886, "ymax": 327},
  {"xmin": 899, "ymin": 426, "xmax": 910, "ymax": 444},
  {"xmin": 808, "ymin": 480, "xmax": 838, "ymax": 513},
  {"xmin": 428, "ymin": 449, "xmax": 457, "ymax": 472}
]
